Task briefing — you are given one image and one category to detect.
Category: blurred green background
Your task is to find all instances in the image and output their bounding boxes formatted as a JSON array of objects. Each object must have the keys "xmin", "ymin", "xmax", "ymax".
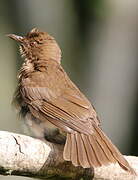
[{"xmin": 0, "ymin": 0, "xmax": 137, "ymax": 179}]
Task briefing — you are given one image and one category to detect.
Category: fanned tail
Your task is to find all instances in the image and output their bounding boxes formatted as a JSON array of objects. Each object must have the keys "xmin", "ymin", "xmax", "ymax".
[{"xmin": 63, "ymin": 125, "xmax": 135, "ymax": 174}]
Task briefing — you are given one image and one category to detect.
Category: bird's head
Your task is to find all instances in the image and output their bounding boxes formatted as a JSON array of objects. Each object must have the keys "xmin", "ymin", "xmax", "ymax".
[{"xmin": 7, "ymin": 28, "xmax": 61, "ymax": 63}]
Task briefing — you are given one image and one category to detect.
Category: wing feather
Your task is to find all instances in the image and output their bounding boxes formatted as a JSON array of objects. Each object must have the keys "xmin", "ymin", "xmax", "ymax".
[{"xmin": 20, "ymin": 69, "xmax": 99, "ymax": 134}]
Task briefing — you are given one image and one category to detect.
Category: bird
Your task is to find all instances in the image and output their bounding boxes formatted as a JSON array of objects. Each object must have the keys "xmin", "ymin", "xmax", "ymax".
[{"xmin": 7, "ymin": 28, "xmax": 135, "ymax": 174}]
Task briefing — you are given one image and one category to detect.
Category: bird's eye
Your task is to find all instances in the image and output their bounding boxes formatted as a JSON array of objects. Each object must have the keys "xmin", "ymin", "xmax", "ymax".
[{"xmin": 30, "ymin": 41, "xmax": 37, "ymax": 46}]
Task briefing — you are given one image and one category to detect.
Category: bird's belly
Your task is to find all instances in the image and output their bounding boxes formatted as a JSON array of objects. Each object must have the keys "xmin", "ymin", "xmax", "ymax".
[{"xmin": 22, "ymin": 112, "xmax": 66, "ymax": 144}]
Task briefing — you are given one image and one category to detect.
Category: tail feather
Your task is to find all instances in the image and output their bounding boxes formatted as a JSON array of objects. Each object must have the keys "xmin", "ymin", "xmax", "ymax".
[
  {"xmin": 63, "ymin": 125, "xmax": 135, "ymax": 174},
  {"xmin": 63, "ymin": 133, "xmax": 71, "ymax": 161},
  {"xmin": 93, "ymin": 125, "xmax": 135, "ymax": 173},
  {"xmin": 70, "ymin": 133, "xmax": 79, "ymax": 166},
  {"xmin": 88, "ymin": 134, "xmax": 110, "ymax": 166},
  {"xmin": 95, "ymin": 132, "xmax": 116, "ymax": 163},
  {"xmin": 81, "ymin": 134, "xmax": 99, "ymax": 167},
  {"xmin": 75, "ymin": 132, "xmax": 90, "ymax": 168}
]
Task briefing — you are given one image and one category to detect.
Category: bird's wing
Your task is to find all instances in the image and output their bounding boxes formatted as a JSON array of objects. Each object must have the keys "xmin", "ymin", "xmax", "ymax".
[{"xmin": 21, "ymin": 69, "xmax": 100, "ymax": 135}]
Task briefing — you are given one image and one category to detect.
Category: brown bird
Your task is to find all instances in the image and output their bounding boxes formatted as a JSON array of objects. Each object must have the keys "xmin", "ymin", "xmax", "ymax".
[{"xmin": 8, "ymin": 28, "xmax": 135, "ymax": 174}]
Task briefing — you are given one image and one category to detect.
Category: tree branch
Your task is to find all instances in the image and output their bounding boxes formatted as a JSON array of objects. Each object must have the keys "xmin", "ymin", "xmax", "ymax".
[{"xmin": 0, "ymin": 131, "xmax": 137, "ymax": 179}]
